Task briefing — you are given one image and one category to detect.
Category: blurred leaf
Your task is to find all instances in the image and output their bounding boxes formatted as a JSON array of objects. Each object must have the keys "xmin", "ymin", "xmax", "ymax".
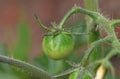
[
  {"xmin": 11, "ymin": 67, "xmax": 31, "ymax": 79},
  {"xmin": 34, "ymin": 53, "xmax": 49, "ymax": 70},
  {"xmin": 66, "ymin": 50, "xmax": 84, "ymax": 63},
  {"xmin": 10, "ymin": 21, "xmax": 32, "ymax": 79},
  {"xmin": 48, "ymin": 59, "xmax": 65, "ymax": 74},
  {"xmin": 105, "ymin": 71, "xmax": 116, "ymax": 79},
  {"xmin": 34, "ymin": 53, "xmax": 70, "ymax": 79},
  {"xmin": 0, "ymin": 43, "xmax": 30, "ymax": 79},
  {"xmin": 34, "ymin": 53, "xmax": 66, "ymax": 75},
  {"xmin": 0, "ymin": 44, "xmax": 14, "ymax": 73},
  {"xmin": 0, "ymin": 44, "xmax": 8, "ymax": 56},
  {"xmin": 63, "ymin": 20, "xmax": 88, "ymax": 69},
  {"xmin": 89, "ymin": 45, "xmax": 103, "ymax": 63},
  {"xmin": 13, "ymin": 21, "xmax": 31, "ymax": 61},
  {"xmin": 0, "ymin": 72, "xmax": 20, "ymax": 79},
  {"xmin": 69, "ymin": 20, "xmax": 87, "ymax": 49}
]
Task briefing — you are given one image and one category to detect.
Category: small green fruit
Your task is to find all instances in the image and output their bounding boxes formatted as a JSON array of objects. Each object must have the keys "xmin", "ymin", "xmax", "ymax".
[{"xmin": 42, "ymin": 32, "xmax": 74, "ymax": 60}]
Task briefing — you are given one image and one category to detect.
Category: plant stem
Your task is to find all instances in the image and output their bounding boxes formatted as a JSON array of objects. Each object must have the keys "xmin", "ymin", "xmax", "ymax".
[
  {"xmin": 59, "ymin": 6, "xmax": 98, "ymax": 29},
  {"xmin": 34, "ymin": 14, "xmax": 54, "ymax": 32},
  {"xmin": 84, "ymin": 0, "xmax": 100, "ymax": 43},
  {"xmin": 110, "ymin": 20, "xmax": 120, "ymax": 27},
  {"xmin": 80, "ymin": 36, "xmax": 112, "ymax": 67},
  {"xmin": 0, "ymin": 55, "xmax": 55, "ymax": 79},
  {"xmin": 84, "ymin": 0, "xmax": 102, "ymax": 63}
]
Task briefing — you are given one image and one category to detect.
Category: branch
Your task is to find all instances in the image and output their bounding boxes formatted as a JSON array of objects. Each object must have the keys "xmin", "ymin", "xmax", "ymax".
[
  {"xmin": 59, "ymin": 6, "xmax": 99, "ymax": 29},
  {"xmin": 34, "ymin": 14, "xmax": 54, "ymax": 32},
  {"xmin": 110, "ymin": 20, "xmax": 120, "ymax": 27},
  {"xmin": 0, "ymin": 55, "xmax": 56, "ymax": 79}
]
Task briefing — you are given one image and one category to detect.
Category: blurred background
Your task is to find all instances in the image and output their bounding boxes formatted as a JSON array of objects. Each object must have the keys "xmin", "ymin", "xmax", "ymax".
[
  {"xmin": 1, "ymin": 0, "xmax": 120, "ymax": 58},
  {"xmin": 0, "ymin": 0, "xmax": 120, "ymax": 79}
]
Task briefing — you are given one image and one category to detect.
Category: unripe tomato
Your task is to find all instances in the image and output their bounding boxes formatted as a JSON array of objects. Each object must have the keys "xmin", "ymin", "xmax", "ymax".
[{"xmin": 42, "ymin": 32, "xmax": 74, "ymax": 60}]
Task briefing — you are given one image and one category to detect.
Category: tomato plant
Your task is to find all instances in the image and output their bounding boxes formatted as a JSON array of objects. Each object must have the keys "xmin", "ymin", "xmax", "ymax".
[{"xmin": 0, "ymin": 0, "xmax": 120, "ymax": 79}]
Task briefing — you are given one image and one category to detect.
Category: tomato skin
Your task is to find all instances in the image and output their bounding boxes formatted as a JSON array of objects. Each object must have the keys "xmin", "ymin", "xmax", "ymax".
[{"xmin": 42, "ymin": 32, "xmax": 74, "ymax": 60}]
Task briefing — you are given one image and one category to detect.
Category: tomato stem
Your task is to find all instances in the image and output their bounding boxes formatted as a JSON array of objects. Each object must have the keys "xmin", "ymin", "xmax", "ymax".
[
  {"xmin": 34, "ymin": 14, "xmax": 54, "ymax": 32},
  {"xmin": 84, "ymin": 0, "xmax": 100, "ymax": 43},
  {"xmin": 84, "ymin": 0, "xmax": 103, "ymax": 66},
  {"xmin": 110, "ymin": 20, "xmax": 120, "ymax": 27},
  {"xmin": 80, "ymin": 36, "xmax": 113, "ymax": 67},
  {"xmin": 59, "ymin": 6, "xmax": 99, "ymax": 29},
  {"xmin": 0, "ymin": 55, "xmax": 56, "ymax": 79},
  {"xmin": 63, "ymin": 31, "xmax": 89, "ymax": 35}
]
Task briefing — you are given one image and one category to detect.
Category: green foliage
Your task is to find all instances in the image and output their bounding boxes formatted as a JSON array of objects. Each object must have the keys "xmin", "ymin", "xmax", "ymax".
[
  {"xmin": 0, "ymin": 21, "xmax": 32, "ymax": 79},
  {"xmin": 34, "ymin": 53, "xmax": 66, "ymax": 74},
  {"xmin": 13, "ymin": 21, "xmax": 31, "ymax": 61},
  {"xmin": 0, "ymin": 1, "xmax": 120, "ymax": 79},
  {"xmin": 0, "ymin": 72, "xmax": 20, "ymax": 79},
  {"xmin": 0, "ymin": 44, "xmax": 30, "ymax": 79},
  {"xmin": 69, "ymin": 20, "xmax": 87, "ymax": 49}
]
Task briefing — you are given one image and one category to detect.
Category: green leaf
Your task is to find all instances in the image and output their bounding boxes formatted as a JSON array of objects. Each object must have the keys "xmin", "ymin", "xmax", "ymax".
[
  {"xmin": 0, "ymin": 72, "xmax": 20, "ymax": 79},
  {"xmin": 69, "ymin": 20, "xmax": 87, "ymax": 49},
  {"xmin": 34, "ymin": 53, "xmax": 66, "ymax": 74},
  {"xmin": 13, "ymin": 21, "xmax": 31, "ymax": 61},
  {"xmin": 0, "ymin": 44, "xmax": 30, "ymax": 79},
  {"xmin": 0, "ymin": 44, "xmax": 14, "ymax": 72},
  {"xmin": 0, "ymin": 44, "xmax": 8, "ymax": 56},
  {"xmin": 34, "ymin": 53, "xmax": 49, "ymax": 70}
]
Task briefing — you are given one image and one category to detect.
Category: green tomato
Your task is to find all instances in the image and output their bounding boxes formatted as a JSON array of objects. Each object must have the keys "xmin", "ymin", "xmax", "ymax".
[
  {"xmin": 42, "ymin": 32, "xmax": 74, "ymax": 60},
  {"xmin": 69, "ymin": 70, "xmax": 91, "ymax": 79}
]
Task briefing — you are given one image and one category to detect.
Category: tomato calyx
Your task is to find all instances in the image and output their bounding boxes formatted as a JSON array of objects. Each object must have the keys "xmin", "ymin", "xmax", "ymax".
[
  {"xmin": 35, "ymin": 14, "xmax": 89, "ymax": 60},
  {"xmin": 35, "ymin": 14, "xmax": 89, "ymax": 36}
]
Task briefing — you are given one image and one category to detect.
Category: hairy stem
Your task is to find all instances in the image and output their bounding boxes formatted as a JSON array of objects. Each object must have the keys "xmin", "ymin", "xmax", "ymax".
[
  {"xmin": 84, "ymin": 0, "xmax": 99, "ymax": 43},
  {"xmin": 110, "ymin": 20, "xmax": 120, "ymax": 27},
  {"xmin": 59, "ymin": 6, "xmax": 98, "ymax": 29},
  {"xmin": 0, "ymin": 55, "xmax": 55, "ymax": 79},
  {"xmin": 84, "ymin": 0, "xmax": 103, "ymax": 63},
  {"xmin": 80, "ymin": 36, "xmax": 113, "ymax": 67},
  {"xmin": 34, "ymin": 14, "xmax": 54, "ymax": 32}
]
